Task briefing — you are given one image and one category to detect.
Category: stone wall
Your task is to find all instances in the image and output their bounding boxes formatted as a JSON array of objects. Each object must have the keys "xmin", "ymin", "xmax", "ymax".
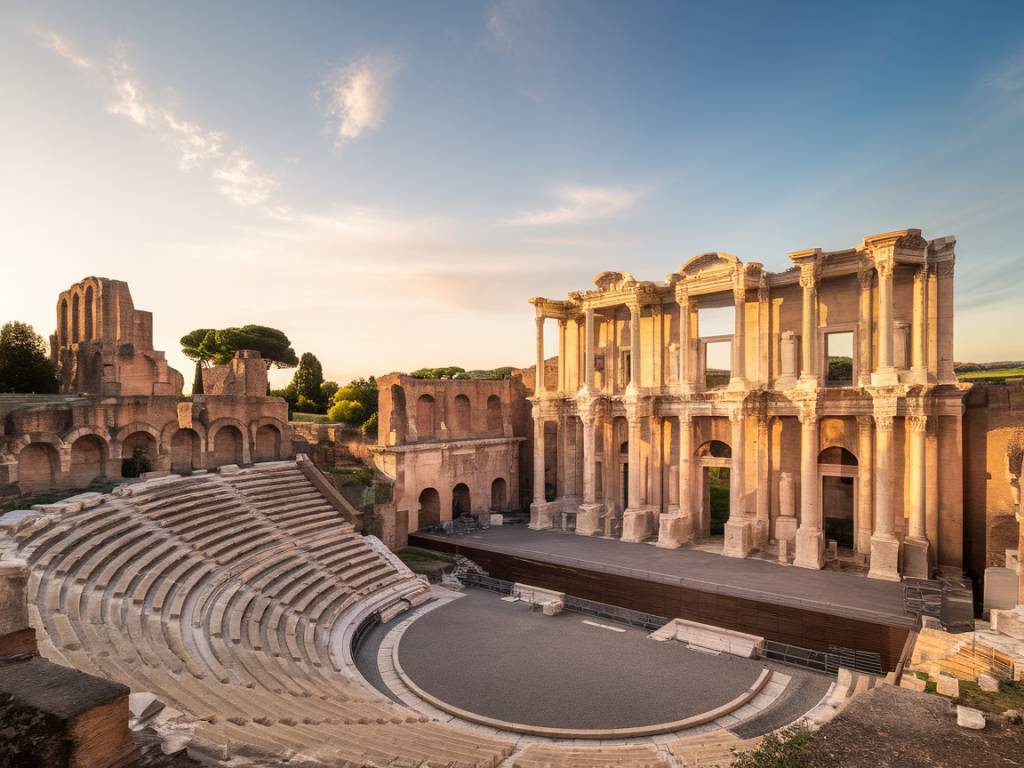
[{"xmin": 201, "ymin": 350, "xmax": 269, "ymax": 396}]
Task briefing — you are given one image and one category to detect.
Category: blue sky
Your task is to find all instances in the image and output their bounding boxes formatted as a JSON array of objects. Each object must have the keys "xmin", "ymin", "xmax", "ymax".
[{"xmin": 2, "ymin": 0, "xmax": 1023, "ymax": 386}]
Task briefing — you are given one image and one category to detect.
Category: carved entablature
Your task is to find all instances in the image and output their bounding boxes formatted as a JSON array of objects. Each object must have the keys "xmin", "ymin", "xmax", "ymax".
[
  {"xmin": 860, "ymin": 228, "xmax": 928, "ymax": 271},
  {"xmin": 594, "ymin": 271, "xmax": 637, "ymax": 292},
  {"xmin": 675, "ymin": 252, "xmax": 760, "ymax": 297},
  {"xmin": 528, "ymin": 297, "xmax": 575, "ymax": 320}
]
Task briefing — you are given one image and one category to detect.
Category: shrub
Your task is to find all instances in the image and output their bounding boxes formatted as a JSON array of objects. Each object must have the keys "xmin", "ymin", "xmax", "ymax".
[
  {"xmin": 328, "ymin": 399, "xmax": 366, "ymax": 425},
  {"xmin": 121, "ymin": 447, "xmax": 153, "ymax": 478},
  {"xmin": 730, "ymin": 725, "xmax": 813, "ymax": 768},
  {"xmin": 360, "ymin": 412, "xmax": 378, "ymax": 437}
]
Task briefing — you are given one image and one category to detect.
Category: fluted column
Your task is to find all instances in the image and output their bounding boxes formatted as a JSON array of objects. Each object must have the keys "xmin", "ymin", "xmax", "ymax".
[
  {"xmin": 534, "ymin": 315, "xmax": 545, "ymax": 395},
  {"xmin": 678, "ymin": 413, "xmax": 694, "ymax": 535},
  {"xmin": 799, "ymin": 265, "xmax": 818, "ymax": 384},
  {"xmin": 794, "ymin": 406, "xmax": 824, "ymax": 569},
  {"xmin": 857, "ymin": 268, "xmax": 874, "ymax": 386},
  {"xmin": 722, "ymin": 409, "xmax": 752, "ymax": 557},
  {"xmin": 584, "ymin": 307, "xmax": 595, "ymax": 390},
  {"xmin": 868, "ymin": 408, "xmax": 900, "ymax": 580},
  {"xmin": 855, "ymin": 415, "xmax": 874, "ymax": 554},
  {"xmin": 730, "ymin": 283, "xmax": 747, "ymax": 387},
  {"xmin": 575, "ymin": 405, "xmax": 602, "ymax": 536},
  {"xmin": 911, "ymin": 267, "xmax": 928, "ymax": 382},
  {"xmin": 528, "ymin": 401, "xmax": 552, "ymax": 530},
  {"xmin": 629, "ymin": 302, "xmax": 641, "ymax": 390},
  {"xmin": 875, "ymin": 260, "xmax": 897, "ymax": 382},
  {"xmin": 626, "ymin": 414, "xmax": 641, "ymax": 509},
  {"xmin": 903, "ymin": 415, "xmax": 930, "ymax": 578},
  {"xmin": 676, "ymin": 289, "xmax": 693, "ymax": 391},
  {"xmin": 557, "ymin": 318, "xmax": 567, "ymax": 393}
]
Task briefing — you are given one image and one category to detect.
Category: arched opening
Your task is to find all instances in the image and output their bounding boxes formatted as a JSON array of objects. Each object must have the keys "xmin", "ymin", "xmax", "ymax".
[
  {"xmin": 390, "ymin": 384, "xmax": 407, "ymax": 444},
  {"xmin": 121, "ymin": 431, "xmax": 156, "ymax": 477},
  {"xmin": 213, "ymin": 425, "xmax": 244, "ymax": 466},
  {"xmin": 254, "ymin": 424, "xmax": 281, "ymax": 462},
  {"xmin": 619, "ymin": 439, "xmax": 629, "ymax": 511},
  {"xmin": 69, "ymin": 435, "xmax": 107, "ymax": 486},
  {"xmin": 486, "ymin": 395, "xmax": 502, "ymax": 435},
  {"xmin": 71, "ymin": 293, "xmax": 80, "ymax": 343},
  {"xmin": 170, "ymin": 429, "xmax": 200, "ymax": 474},
  {"xmin": 696, "ymin": 440, "xmax": 731, "ymax": 537},
  {"xmin": 819, "ymin": 447, "xmax": 858, "ymax": 551},
  {"xmin": 416, "ymin": 395, "xmax": 436, "ymax": 440},
  {"xmin": 452, "ymin": 483, "xmax": 472, "ymax": 518},
  {"xmin": 417, "ymin": 487, "xmax": 441, "ymax": 529},
  {"xmin": 544, "ymin": 420, "xmax": 559, "ymax": 502},
  {"xmin": 490, "ymin": 477, "xmax": 508, "ymax": 511},
  {"xmin": 84, "ymin": 286, "xmax": 94, "ymax": 340},
  {"xmin": 17, "ymin": 443, "xmax": 60, "ymax": 493},
  {"xmin": 453, "ymin": 394, "xmax": 471, "ymax": 436},
  {"xmin": 59, "ymin": 298, "xmax": 68, "ymax": 346}
]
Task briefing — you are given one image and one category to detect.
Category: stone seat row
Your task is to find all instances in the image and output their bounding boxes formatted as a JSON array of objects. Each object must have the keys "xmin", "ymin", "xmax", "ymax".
[{"xmin": 10, "ymin": 464, "xmax": 516, "ymax": 767}]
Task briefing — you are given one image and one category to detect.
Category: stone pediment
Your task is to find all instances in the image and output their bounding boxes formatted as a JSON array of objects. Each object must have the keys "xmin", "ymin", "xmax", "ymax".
[
  {"xmin": 593, "ymin": 271, "xmax": 637, "ymax": 292},
  {"xmin": 678, "ymin": 252, "xmax": 741, "ymax": 278}
]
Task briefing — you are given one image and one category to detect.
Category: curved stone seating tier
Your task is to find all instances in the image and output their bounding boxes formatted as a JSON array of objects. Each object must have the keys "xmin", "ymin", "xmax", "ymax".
[{"xmin": 3, "ymin": 463, "xmax": 517, "ymax": 768}]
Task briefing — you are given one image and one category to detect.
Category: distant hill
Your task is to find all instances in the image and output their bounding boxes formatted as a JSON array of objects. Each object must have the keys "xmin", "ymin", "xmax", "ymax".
[{"xmin": 955, "ymin": 361, "xmax": 1024, "ymax": 383}]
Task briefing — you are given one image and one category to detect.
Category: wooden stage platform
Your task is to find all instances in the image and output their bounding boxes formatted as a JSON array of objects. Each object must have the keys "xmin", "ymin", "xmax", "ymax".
[{"xmin": 409, "ymin": 526, "xmax": 918, "ymax": 671}]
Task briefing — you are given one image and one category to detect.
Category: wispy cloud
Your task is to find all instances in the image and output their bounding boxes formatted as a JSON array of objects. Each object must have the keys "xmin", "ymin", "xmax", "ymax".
[
  {"xmin": 486, "ymin": 0, "xmax": 537, "ymax": 51},
  {"xmin": 986, "ymin": 50, "xmax": 1024, "ymax": 96},
  {"xmin": 321, "ymin": 55, "xmax": 400, "ymax": 147},
  {"xmin": 509, "ymin": 184, "xmax": 643, "ymax": 226},
  {"xmin": 38, "ymin": 30, "xmax": 274, "ymax": 207}
]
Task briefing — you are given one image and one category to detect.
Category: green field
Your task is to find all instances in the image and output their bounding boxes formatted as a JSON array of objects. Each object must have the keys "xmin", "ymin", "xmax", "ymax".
[{"xmin": 956, "ymin": 368, "xmax": 1024, "ymax": 383}]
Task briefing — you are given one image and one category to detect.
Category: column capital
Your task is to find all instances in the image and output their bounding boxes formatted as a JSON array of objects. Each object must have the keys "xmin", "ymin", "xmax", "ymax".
[
  {"xmin": 908, "ymin": 414, "xmax": 928, "ymax": 433},
  {"xmin": 556, "ymin": 317, "xmax": 567, "ymax": 329},
  {"xmin": 733, "ymin": 282, "xmax": 748, "ymax": 302},
  {"xmin": 857, "ymin": 265, "xmax": 874, "ymax": 289},
  {"xmin": 856, "ymin": 414, "xmax": 874, "ymax": 430},
  {"xmin": 798, "ymin": 263, "xmax": 818, "ymax": 290},
  {"xmin": 875, "ymin": 258, "xmax": 895, "ymax": 279},
  {"xmin": 728, "ymin": 408, "xmax": 745, "ymax": 424},
  {"xmin": 679, "ymin": 410, "xmax": 693, "ymax": 426},
  {"xmin": 875, "ymin": 414, "xmax": 895, "ymax": 431}
]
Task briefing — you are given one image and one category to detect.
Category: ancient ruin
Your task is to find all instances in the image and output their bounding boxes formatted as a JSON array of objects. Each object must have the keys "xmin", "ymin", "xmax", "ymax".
[
  {"xmin": 527, "ymin": 228, "xmax": 964, "ymax": 581},
  {"xmin": 0, "ymin": 278, "xmax": 293, "ymax": 495}
]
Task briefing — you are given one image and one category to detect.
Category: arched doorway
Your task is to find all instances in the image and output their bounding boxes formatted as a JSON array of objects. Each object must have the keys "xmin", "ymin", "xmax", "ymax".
[
  {"xmin": 390, "ymin": 384, "xmax": 407, "ymax": 444},
  {"xmin": 486, "ymin": 395, "xmax": 502, "ymax": 435},
  {"xmin": 819, "ymin": 446, "xmax": 857, "ymax": 550},
  {"xmin": 452, "ymin": 483, "xmax": 472, "ymax": 518},
  {"xmin": 417, "ymin": 487, "xmax": 441, "ymax": 529},
  {"xmin": 696, "ymin": 440, "xmax": 731, "ymax": 537},
  {"xmin": 213, "ymin": 425, "xmax": 244, "ymax": 466},
  {"xmin": 121, "ymin": 431, "xmax": 157, "ymax": 477},
  {"xmin": 416, "ymin": 395, "xmax": 436, "ymax": 439},
  {"xmin": 17, "ymin": 443, "xmax": 59, "ymax": 492},
  {"xmin": 69, "ymin": 435, "xmax": 107, "ymax": 486},
  {"xmin": 170, "ymin": 429, "xmax": 200, "ymax": 474},
  {"xmin": 453, "ymin": 394, "xmax": 471, "ymax": 436},
  {"xmin": 254, "ymin": 425, "xmax": 281, "ymax": 462},
  {"xmin": 490, "ymin": 477, "xmax": 507, "ymax": 511}
]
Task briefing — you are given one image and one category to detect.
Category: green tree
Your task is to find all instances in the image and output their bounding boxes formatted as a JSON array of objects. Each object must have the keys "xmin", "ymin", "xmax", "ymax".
[
  {"xmin": 291, "ymin": 353, "xmax": 324, "ymax": 407},
  {"xmin": 181, "ymin": 325, "xmax": 299, "ymax": 394},
  {"xmin": 409, "ymin": 366, "xmax": 465, "ymax": 379},
  {"xmin": 328, "ymin": 399, "xmax": 366, "ymax": 425},
  {"xmin": 180, "ymin": 328, "xmax": 218, "ymax": 394},
  {"xmin": 0, "ymin": 321, "xmax": 59, "ymax": 394},
  {"xmin": 320, "ymin": 380, "xmax": 339, "ymax": 405}
]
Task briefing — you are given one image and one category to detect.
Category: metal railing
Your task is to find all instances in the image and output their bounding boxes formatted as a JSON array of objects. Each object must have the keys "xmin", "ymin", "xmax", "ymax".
[{"xmin": 764, "ymin": 639, "xmax": 883, "ymax": 676}]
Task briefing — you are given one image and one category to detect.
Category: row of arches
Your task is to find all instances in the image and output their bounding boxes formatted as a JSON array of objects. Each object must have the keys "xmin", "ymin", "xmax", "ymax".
[
  {"xmin": 59, "ymin": 285, "xmax": 96, "ymax": 347},
  {"xmin": 12, "ymin": 420, "xmax": 288, "ymax": 493},
  {"xmin": 415, "ymin": 477, "xmax": 508, "ymax": 529},
  {"xmin": 392, "ymin": 384, "xmax": 505, "ymax": 442}
]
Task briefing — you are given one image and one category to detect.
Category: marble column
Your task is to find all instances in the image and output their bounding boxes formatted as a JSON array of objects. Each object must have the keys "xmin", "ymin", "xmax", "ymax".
[
  {"xmin": 936, "ymin": 259, "xmax": 956, "ymax": 384},
  {"xmin": 855, "ymin": 416, "xmax": 874, "ymax": 554},
  {"xmin": 723, "ymin": 410, "xmax": 752, "ymax": 557},
  {"xmin": 534, "ymin": 315, "xmax": 545, "ymax": 395},
  {"xmin": 557, "ymin": 318, "xmax": 567, "ymax": 393},
  {"xmin": 755, "ymin": 414, "xmax": 770, "ymax": 546},
  {"xmin": 799, "ymin": 265, "xmax": 818, "ymax": 384},
  {"xmin": 629, "ymin": 302, "xmax": 641, "ymax": 390},
  {"xmin": 529, "ymin": 403, "xmax": 551, "ymax": 530},
  {"xmin": 857, "ymin": 268, "xmax": 874, "ymax": 386},
  {"xmin": 794, "ymin": 409, "xmax": 824, "ymax": 569},
  {"xmin": 576, "ymin": 407, "xmax": 602, "ymax": 536},
  {"xmin": 868, "ymin": 412, "xmax": 900, "ymax": 580},
  {"xmin": 903, "ymin": 415, "xmax": 930, "ymax": 578},
  {"xmin": 730, "ymin": 283, "xmax": 747, "ymax": 388},
  {"xmin": 677, "ymin": 290, "xmax": 693, "ymax": 391},
  {"xmin": 584, "ymin": 307, "xmax": 595, "ymax": 390},
  {"xmin": 678, "ymin": 414, "xmax": 695, "ymax": 538},
  {"xmin": 873, "ymin": 260, "xmax": 898, "ymax": 384},
  {"xmin": 627, "ymin": 415, "xmax": 641, "ymax": 510},
  {"xmin": 911, "ymin": 267, "xmax": 928, "ymax": 383},
  {"xmin": 651, "ymin": 415, "xmax": 663, "ymax": 511}
]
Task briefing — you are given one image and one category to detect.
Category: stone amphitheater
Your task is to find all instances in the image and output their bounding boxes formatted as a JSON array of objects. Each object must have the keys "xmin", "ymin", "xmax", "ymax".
[{"xmin": 0, "ymin": 457, "xmax": 874, "ymax": 768}]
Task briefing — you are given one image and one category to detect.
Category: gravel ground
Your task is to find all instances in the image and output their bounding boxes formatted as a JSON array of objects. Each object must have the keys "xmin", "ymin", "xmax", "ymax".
[{"xmin": 397, "ymin": 588, "xmax": 764, "ymax": 729}]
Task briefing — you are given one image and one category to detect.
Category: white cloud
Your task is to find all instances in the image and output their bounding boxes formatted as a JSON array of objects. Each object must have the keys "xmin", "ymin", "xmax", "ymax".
[
  {"xmin": 39, "ymin": 29, "xmax": 274, "ymax": 208},
  {"xmin": 509, "ymin": 185, "xmax": 643, "ymax": 226},
  {"xmin": 321, "ymin": 55, "xmax": 399, "ymax": 147},
  {"xmin": 486, "ymin": 0, "xmax": 535, "ymax": 51},
  {"xmin": 37, "ymin": 30, "xmax": 93, "ymax": 70}
]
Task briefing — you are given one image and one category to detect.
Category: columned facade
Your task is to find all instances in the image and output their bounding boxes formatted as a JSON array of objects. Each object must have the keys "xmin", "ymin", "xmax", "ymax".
[{"xmin": 527, "ymin": 229, "xmax": 965, "ymax": 582}]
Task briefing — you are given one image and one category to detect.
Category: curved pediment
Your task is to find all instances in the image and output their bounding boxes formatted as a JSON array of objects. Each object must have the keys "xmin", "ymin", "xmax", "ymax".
[
  {"xmin": 593, "ymin": 271, "xmax": 637, "ymax": 292},
  {"xmin": 678, "ymin": 252, "xmax": 741, "ymax": 277}
]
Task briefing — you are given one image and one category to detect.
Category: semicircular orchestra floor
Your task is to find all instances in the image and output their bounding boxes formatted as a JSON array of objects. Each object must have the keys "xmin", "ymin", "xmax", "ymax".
[{"xmin": 393, "ymin": 588, "xmax": 768, "ymax": 730}]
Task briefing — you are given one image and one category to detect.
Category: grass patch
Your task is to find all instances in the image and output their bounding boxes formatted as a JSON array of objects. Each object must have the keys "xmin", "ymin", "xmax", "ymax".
[
  {"xmin": 290, "ymin": 412, "xmax": 330, "ymax": 423},
  {"xmin": 731, "ymin": 725, "xmax": 814, "ymax": 767},
  {"xmin": 955, "ymin": 679, "xmax": 1024, "ymax": 714},
  {"xmin": 0, "ymin": 481, "xmax": 119, "ymax": 516},
  {"xmin": 396, "ymin": 546, "xmax": 456, "ymax": 583},
  {"xmin": 957, "ymin": 368, "xmax": 1024, "ymax": 383}
]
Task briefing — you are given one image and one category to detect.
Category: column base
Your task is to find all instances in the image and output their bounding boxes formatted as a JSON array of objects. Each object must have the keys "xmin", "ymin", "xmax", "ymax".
[
  {"xmin": 753, "ymin": 518, "xmax": 770, "ymax": 547},
  {"xmin": 621, "ymin": 507, "xmax": 655, "ymax": 543},
  {"xmin": 576, "ymin": 503, "xmax": 603, "ymax": 537},
  {"xmin": 529, "ymin": 501, "xmax": 556, "ymax": 531},
  {"xmin": 794, "ymin": 527, "xmax": 825, "ymax": 570},
  {"xmin": 854, "ymin": 528, "xmax": 873, "ymax": 556},
  {"xmin": 868, "ymin": 535, "xmax": 901, "ymax": 581},
  {"xmin": 727, "ymin": 377, "xmax": 749, "ymax": 391},
  {"xmin": 774, "ymin": 375, "xmax": 799, "ymax": 391},
  {"xmin": 656, "ymin": 512, "xmax": 693, "ymax": 549},
  {"xmin": 903, "ymin": 536, "xmax": 931, "ymax": 579},
  {"xmin": 774, "ymin": 516, "xmax": 798, "ymax": 547},
  {"xmin": 797, "ymin": 374, "xmax": 819, "ymax": 390},
  {"xmin": 871, "ymin": 368, "xmax": 899, "ymax": 386},
  {"xmin": 722, "ymin": 518, "xmax": 753, "ymax": 558}
]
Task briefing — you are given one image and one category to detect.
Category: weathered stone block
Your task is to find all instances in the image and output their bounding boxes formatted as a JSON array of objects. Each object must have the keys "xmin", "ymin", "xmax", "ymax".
[
  {"xmin": 722, "ymin": 518, "xmax": 752, "ymax": 558},
  {"xmin": 935, "ymin": 673, "xmax": 959, "ymax": 698},
  {"xmin": 575, "ymin": 503, "xmax": 602, "ymax": 536},
  {"xmin": 489, "ymin": 513, "xmax": 504, "ymax": 526},
  {"xmin": 794, "ymin": 527, "xmax": 824, "ymax": 570},
  {"xmin": 868, "ymin": 535, "xmax": 901, "ymax": 581},
  {"xmin": 899, "ymin": 674, "xmax": 926, "ymax": 692},
  {"xmin": 984, "ymin": 567, "xmax": 1018, "ymax": 614},
  {"xmin": 620, "ymin": 508, "xmax": 653, "ymax": 543},
  {"xmin": 957, "ymin": 705, "xmax": 985, "ymax": 730},
  {"xmin": 978, "ymin": 672, "xmax": 1000, "ymax": 692},
  {"xmin": 903, "ymin": 536, "xmax": 930, "ymax": 580}
]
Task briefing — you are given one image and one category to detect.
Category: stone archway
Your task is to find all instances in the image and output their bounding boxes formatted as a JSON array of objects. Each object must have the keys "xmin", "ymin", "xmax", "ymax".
[
  {"xmin": 213, "ymin": 425, "xmax": 244, "ymax": 466},
  {"xmin": 696, "ymin": 440, "xmax": 731, "ymax": 537},
  {"xmin": 170, "ymin": 428, "xmax": 201, "ymax": 474},
  {"xmin": 417, "ymin": 395, "xmax": 436, "ymax": 439},
  {"xmin": 254, "ymin": 424, "xmax": 281, "ymax": 462},
  {"xmin": 417, "ymin": 487, "xmax": 441, "ymax": 529},
  {"xmin": 453, "ymin": 394, "xmax": 471, "ymax": 436},
  {"xmin": 490, "ymin": 477, "xmax": 508, "ymax": 511},
  {"xmin": 69, "ymin": 434, "xmax": 107, "ymax": 486},
  {"xmin": 452, "ymin": 483, "xmax": 472, "ymax": 518},
  {"xmin": 17, "ymin": 443, "xmax": 60, "ymax": 493},
  {"xmin": 819, "ymin": 446, "xmax": 858, "ymax": 551}
]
